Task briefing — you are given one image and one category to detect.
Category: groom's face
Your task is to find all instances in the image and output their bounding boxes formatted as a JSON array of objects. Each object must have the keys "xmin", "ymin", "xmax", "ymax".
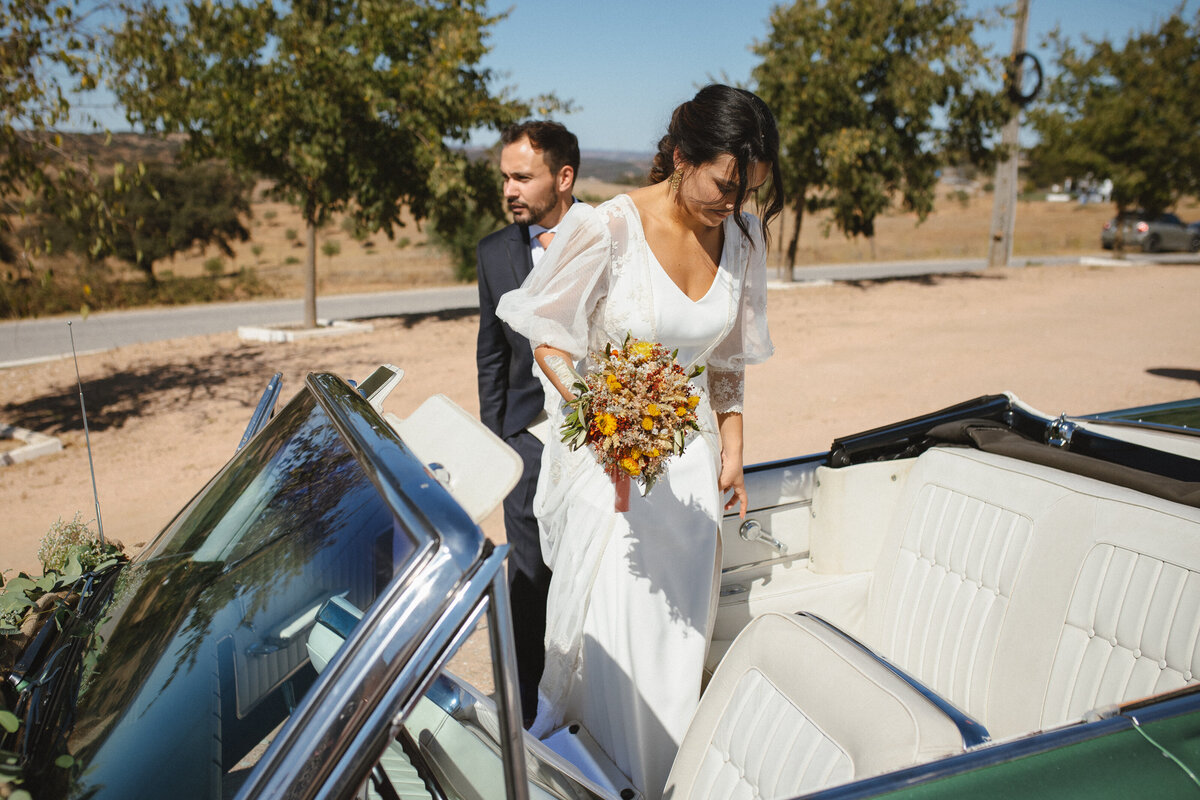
[{"xmin": 500, "ymin": 136, "xmax": 564, "ymax": 227}]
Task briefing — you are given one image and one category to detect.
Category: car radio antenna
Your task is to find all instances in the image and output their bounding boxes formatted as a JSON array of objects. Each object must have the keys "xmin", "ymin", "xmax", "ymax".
[{"xmin": 68, "ymin": 322, "xmax": 106, "ymax": 546}]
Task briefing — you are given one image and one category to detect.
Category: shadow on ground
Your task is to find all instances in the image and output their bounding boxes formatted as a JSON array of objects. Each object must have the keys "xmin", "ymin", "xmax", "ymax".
[
  {"xmin": 2, "ymin": 307, "xmax": 483, "ymax": 435},
  {"xmin": 350, "ymin": 307, "xmax": 477, "ymax": 327},
  {"xmin": 1148, "ymin": 368, "xmax": 1200, "ymax": 388},
  {"xmin": 841, "ymin": 271, "xmax": 1006, "ymax": 290},
  {"xmin": 1, "ymin": 346, "xmax": 276, "ymax": 434}
]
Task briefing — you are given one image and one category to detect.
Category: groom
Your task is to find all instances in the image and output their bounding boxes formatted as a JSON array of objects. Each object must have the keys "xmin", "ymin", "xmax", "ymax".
[{"xmin": 476, "ymin": 120, "xmax": 579, "ymax": 725}]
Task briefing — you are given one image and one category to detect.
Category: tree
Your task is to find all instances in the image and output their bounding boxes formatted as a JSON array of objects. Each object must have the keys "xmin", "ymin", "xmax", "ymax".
[
  {"xmin": 752, "ymin": 0, "xmax": 1006, "ymax": 277},
  {"xmin": 43, "ymin": 160, "xmax": 252, "ymax": 283},
  {"xmin": 1, "ymin": 0, "xmax": 129, "ymax": 268},
  {"xmin": 108, "ymin": 0, "xmax": 543, "ymax": 328},
  {"xmin": 1027, "ymin": 10, "xmax": 1200, "ymax": 249}
]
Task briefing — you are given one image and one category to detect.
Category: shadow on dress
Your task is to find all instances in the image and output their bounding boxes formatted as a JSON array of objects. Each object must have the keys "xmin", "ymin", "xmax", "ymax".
[{"xmin": 576, "ymin": 632, "xmax": 682, "ymax": 800}]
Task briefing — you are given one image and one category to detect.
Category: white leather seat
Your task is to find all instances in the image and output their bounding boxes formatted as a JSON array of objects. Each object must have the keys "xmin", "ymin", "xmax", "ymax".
[{"xmin": 663, "ymin": 612, "xmax": 968, "ymax": 800}]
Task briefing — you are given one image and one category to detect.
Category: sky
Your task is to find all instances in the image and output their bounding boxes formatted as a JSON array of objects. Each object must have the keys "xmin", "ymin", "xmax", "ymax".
[
  {"xmin": 465, "ymin": 0, "xmax": 1199, "ymax": 154},
  {"xmin": 66, "ymin": 0, "xmax": 1197, "ymax": 154}
]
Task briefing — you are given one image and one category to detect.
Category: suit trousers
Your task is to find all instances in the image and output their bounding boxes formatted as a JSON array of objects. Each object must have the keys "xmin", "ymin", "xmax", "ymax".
[{"xmin": 503, "ymin": 429, "xmax": 552, "ymax": 722}]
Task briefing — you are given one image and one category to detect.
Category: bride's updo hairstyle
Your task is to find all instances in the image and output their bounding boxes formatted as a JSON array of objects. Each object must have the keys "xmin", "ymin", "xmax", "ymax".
[{"xmin": 650, "ymin": 84, "xmax": 784, "ymax": 241}]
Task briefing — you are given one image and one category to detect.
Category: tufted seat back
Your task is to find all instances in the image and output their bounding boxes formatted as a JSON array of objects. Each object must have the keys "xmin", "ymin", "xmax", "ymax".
[
  {"xmin": 863, "ymin": 447, "xmax": 1200, "ymax": 738},
  {"xmin": 663, "ymin": 613, "xmax": 964, "ymax": 800}
]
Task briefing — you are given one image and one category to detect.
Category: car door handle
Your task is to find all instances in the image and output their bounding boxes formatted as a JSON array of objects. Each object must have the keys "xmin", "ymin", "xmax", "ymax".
[{"xmin": 739, "ymin": 519, "xmax": 787, "ymax": 554}]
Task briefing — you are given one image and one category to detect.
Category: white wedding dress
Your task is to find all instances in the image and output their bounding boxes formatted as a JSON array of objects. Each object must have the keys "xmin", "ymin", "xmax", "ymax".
[{"xmin": 495, "ymin": 194, "xmax": 773, "ymax": 799}]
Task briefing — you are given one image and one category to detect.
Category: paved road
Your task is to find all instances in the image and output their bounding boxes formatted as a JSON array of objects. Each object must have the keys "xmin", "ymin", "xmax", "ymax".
[
  {"xmin": 2, "ymin": 252, "xmax": 1187, "ymax": 368},
  {"xmin": 1, "ymin": 285, "xmax": 479, "ymax": 368}
]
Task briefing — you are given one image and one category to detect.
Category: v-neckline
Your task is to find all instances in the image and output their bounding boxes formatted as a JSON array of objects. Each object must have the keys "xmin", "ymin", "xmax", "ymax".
[{"xmin": 623, "ymin": 195, "xmax": 726, "ymax": 304}]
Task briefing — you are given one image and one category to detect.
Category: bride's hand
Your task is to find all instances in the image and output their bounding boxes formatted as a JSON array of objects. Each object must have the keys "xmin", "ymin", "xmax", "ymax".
[{"xmin": 719, "ymin": 455, "xmax": 747, "ymax": 518}]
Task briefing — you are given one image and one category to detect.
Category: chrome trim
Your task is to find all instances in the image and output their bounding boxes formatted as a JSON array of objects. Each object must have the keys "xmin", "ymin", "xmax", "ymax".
[
  {"xmin": 238, "ymin": 371, "xmax": 282, "ymax": 450},
  {"xmin": 235, "ymin": 374, "xmax": 500, "ymax": 800},
  {"xmin": 308, "ymin": 372, "xmax": 485, "ymax": 571},
  {"xmin": 720, "ymin": 553, "xmax": 804, "ymax": 577},
  {"xmin": 488, "ymin": 567, "xmax": 532, "ymax": 800},
  {"xmin": 1047, "ymin": 413, "xmax": 1077, "ymax": 448},
  {"xmin": 738, "ymin": 519, "xmax": 787, "ymax": 554},
  {"xmin": 797, "ymin": 612, "xmax": 991, "ymax": 749},
  {"xmin": 800, "ymin": 688, "xmax": 1200, "ymax": 800}
]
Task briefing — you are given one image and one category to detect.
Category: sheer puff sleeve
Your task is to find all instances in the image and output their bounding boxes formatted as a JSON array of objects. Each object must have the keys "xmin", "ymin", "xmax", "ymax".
[
  {"xmin": 705, "ymin": 215, "xmax": 774, "ymax": 414},
  {"xmin": 495, "ymin": 203, "xmax": 611, "ymax": 362}
]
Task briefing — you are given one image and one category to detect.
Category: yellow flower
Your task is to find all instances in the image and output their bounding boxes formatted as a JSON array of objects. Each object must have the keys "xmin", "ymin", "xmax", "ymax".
[
  {"xmin": 676, "ymin": 406, "xmax": 688, "ymax": 417},
  {"xmin": 641, "ymin": 416, "xmax": 654, "ymax": 431},
  {"xmin": 648, "ymin": 447, "xmax": 660, "ymax": 458},
  {"xmin": 687, "ymin": 395, "xmax": 700, "ymax": 408},
  {"xmin": 605, "ymin": 374, "xmax": 623, "ymax": 392},
  {"xmin": 646, "ymin": 403, "xmax": 661, "ymax": 417},
  {"xmin": 632, "ymin": 341, "xmax": 654, "ymax": 360},
  {"xmin": 620, "ymin": 457, "xmax": 642, "ymax": 475},
  {"xmin": 596, "ymin": 413, "xmax": 618, "ymax": 436}
]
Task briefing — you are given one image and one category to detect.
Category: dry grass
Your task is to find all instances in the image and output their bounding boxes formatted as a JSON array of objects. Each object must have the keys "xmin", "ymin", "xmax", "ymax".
[{"xmin": 130, "ymin": 177, "xmax": 1200, "ymax": 296}]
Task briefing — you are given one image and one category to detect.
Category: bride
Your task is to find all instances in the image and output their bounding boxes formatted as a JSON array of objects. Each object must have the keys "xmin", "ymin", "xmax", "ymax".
[{"xmin": 495, "ymin": 84, "xmax": 783, "ymax": 800}]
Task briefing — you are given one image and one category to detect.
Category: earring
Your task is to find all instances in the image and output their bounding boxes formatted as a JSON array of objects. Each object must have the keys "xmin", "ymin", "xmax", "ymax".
[{"xmin": 669, "ymin": 168, "xmax": 682, "ymax": 193}]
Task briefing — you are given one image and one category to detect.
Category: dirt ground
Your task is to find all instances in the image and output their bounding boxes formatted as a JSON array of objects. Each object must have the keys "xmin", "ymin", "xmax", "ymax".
[{"xmin": 2, "ymin": 260, "xmax": 1199, "ymax": 580}]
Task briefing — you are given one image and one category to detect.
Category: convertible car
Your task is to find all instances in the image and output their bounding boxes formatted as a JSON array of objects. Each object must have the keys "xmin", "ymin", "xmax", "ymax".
[{"xmin": 3, "ymin": 366, "xmax": 1199, "ymax": 799}]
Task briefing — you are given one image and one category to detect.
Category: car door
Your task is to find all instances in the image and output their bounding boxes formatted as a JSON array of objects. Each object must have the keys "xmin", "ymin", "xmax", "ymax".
[{"xmin": 710, "ymin": 454, "xmax": 822, "ymax": 667}]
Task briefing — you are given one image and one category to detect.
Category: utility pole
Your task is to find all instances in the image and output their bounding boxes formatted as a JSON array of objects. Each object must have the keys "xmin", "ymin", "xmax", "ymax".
[{"xmin": 987, "ymin": 0, "xmax": 1032, "ymax": 268}]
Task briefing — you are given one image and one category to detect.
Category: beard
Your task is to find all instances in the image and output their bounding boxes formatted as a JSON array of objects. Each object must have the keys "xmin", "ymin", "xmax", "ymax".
[{"xmin": 509, "ymin": 192, "xmax": 557, "ymax": 226}]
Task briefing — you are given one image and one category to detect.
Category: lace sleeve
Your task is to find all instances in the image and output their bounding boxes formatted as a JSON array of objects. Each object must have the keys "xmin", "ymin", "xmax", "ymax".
[
  {"xmin": 707, "ymin": 368, "xmax": 746, "ymax": 414},
  {"xmin": 495, "ymin": 203, "xmax": 611, "ymax": 361},
  {"xmin": 707, "ymin": 215, "xmax": 773, "ymax": 414}
]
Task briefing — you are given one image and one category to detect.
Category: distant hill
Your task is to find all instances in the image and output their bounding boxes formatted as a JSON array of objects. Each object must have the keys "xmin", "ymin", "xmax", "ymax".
[
  {"xmin": 580, "ymin": 151, "xmax": 653, "ymax": 185},
  {"xmin": 50, "ymin": 132, "xmax": 654, "ymax": 186}
]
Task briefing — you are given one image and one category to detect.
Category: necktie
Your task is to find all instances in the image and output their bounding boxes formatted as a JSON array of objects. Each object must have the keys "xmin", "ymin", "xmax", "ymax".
[{"xmin": 536, "ymin": 230, "xmax": 555, "ymax": 248}]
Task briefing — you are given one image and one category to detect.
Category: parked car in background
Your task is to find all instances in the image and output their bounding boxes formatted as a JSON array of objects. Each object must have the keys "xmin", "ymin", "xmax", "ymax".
[
  {"xmin": 1101, "ymin": 210, "xmax": 1200, "ymax": 252},
  {"xmin": 4, "ymin": 367, "xmax": 1200, "ymax": 800}
]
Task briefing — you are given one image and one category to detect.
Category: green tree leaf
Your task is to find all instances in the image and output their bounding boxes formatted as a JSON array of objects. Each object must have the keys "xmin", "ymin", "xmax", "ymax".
[
  {"xmin": 752, "ymin": 0, "xmax": 1007, "ymax": 275},
  {"xmin": 108, "ymin": 0, "xmax": 552, "ymax": 324},
  {"xmin": 1027, "ymin": 10, "xmax": 1200, "ymax": 233}
]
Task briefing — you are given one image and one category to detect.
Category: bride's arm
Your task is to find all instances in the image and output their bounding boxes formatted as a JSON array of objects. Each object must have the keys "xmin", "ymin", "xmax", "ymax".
[
  {"xmin": 535, "ymin": 344, "xmax": 578, "ymax": 402},
  {"xmin": 717, "ymin": 410, "xmax": 747, "ymax": 518}
]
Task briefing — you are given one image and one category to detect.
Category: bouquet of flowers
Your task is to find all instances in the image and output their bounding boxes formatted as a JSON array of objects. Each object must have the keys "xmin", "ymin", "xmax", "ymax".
[{"xmin": 560, "ymin": 333, "xmax": 704, "ymax": 511}]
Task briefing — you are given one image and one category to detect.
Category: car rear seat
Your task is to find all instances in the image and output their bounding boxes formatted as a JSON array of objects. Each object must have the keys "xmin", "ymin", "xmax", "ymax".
[{"xmin": 665, "ymin": 445, "xmax": 1200, "ymax": 799}]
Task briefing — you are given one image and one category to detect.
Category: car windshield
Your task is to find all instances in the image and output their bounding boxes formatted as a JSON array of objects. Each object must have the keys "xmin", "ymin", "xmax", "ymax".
[
  {"xmin": 1082, "ymin": 398, "xmax": 1200, "ymax": 433},
  {"xmin": 38, "ymin": 385, "xmax": 422, "ymax": 800}
]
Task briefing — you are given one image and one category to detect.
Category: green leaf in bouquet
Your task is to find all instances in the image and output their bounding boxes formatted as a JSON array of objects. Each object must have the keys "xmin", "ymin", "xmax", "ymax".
[{"xmin": 689, "ymin": 365, "xmax": 705, "ymax": 378}]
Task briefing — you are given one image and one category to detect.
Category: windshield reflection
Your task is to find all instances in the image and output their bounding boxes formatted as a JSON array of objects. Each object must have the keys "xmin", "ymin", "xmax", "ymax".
[{"xmin": 47, "ymin": 388, "xmax": 418, "ymax": 800}]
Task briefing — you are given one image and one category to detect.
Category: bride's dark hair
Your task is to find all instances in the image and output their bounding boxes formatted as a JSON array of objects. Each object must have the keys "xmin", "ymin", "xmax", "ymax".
[{"xmin": 650, "ymin": 84, "xmax": 784, "ymax": 241}]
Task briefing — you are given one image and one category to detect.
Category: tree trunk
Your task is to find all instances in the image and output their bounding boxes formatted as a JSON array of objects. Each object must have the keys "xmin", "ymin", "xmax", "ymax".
[
  {"xmin": 304, "ymin": 220, "xmax": 318, "ymax": 329},
  {"xmin": 786, "ymin": 198, "xmax": 805, "ymax": 282}
]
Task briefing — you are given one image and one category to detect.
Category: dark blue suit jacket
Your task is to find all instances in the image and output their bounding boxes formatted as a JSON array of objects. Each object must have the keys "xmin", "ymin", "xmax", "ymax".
[{"xmin": 476, "ymin": 223, "xmax": 544, "ymax": 440}]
